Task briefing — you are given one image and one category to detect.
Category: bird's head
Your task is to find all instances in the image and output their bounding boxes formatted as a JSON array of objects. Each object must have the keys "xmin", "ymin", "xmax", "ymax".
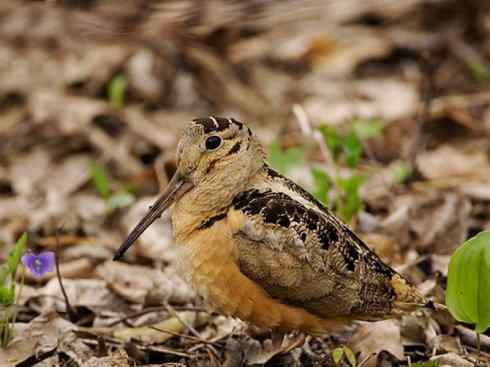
[{"xmin": 113, "ymin": 117, "xmax": 263, "ymax": 260}]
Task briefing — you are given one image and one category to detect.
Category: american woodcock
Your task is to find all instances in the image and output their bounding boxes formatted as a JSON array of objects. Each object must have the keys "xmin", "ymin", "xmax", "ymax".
[{"xmin": 114, "ymin": 117, "xmax": 425, "ymax": 335}]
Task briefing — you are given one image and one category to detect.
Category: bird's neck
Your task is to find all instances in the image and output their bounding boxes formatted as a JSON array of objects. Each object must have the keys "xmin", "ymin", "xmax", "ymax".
[{"xmin": 171, "ymin": 160, "xmax": 264, "ymax": 242}]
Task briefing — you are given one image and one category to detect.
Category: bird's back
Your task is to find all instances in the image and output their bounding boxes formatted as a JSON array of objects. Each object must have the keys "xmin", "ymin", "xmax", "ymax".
[{"xmin": 229, "ymin": 165, "xmax": 424, "ymax": 321}]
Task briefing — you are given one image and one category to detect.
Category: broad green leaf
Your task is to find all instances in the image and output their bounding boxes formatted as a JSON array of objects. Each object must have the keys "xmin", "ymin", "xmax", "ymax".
[
  {"xmin": 7, "ymin": 233, "xmax": 27, "ymax": 275},
  {"xmin": 343, "ymin": 346, "xmax": 357, "ymax": 367},
  {"xmin": 267, "ymin": 141, "xmax": 305, "ymax": 175},
  {"xmin": 351, "ymin": 118, "xmax": 384, "ymax": 140},
  {"xmin": 446, "ymin": 230, "xmax": 490, "ymax": 333},
  {"xmin": 343, "ymin": 131, "xmax": 363, "ymax": 167},
  {"xmin": 108, "ymin": 74, "xmax": 128, "ymax": 108},
  {"xmin": 90, "ymin": 161, "xmax": 111, "ymax": 199},
  {"xmin": 319, "ymin": 125, "xmax": 342, "ymax": 159},
  {"xmin": 310, "ymin": 168, "xmax": 331, "ymax": 206},
  {"xmin": 331, "ymin": 347, "xmax": 344, "ymax": 364}
]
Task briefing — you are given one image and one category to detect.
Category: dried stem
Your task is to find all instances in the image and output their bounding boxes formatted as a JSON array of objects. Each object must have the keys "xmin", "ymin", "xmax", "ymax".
[
  {"xmin": 292, "ymin": 104, "xmax": 337, "ymax": 177},
  {"xmin": 55, "ymin": 229, "xmax": 77, "ymax": 322}
]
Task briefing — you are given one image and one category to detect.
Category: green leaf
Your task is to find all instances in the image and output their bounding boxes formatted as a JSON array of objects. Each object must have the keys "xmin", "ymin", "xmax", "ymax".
[
  {"xmin": 343, "ymin": 131, "xmax": 363, "ymax": 167},
  {"xmin": 0, "ymin": 265, "xmax": 10, "ymax": 286},
  {"xmin": 311, "ymin": 168, "xmax": 331, "ymax": 206},
  {"xmin": 319, "ymin": 125, "xmax": 342, "ymax": 159},
  {"xmin": 267, "ymin": 141, "xmax": 305, "ymax": 175},
  {"xmin": 0, "ymin": 286, "xmax": 15, "ymax": 305},
  {"xmin": 7, "ymin": 233, "xmax": 27, "ymax": 275},
  {"xmin": 391, "ymin": 160, "xmax": 411, "ymax": 184},
  {"xmin": 351, "ymin": 118, "xmax": 384, "ymax": 140},
  {"xmin": 446, "ymin": 230, "xmax": 490, "ymax": 333},
  {"xmin": 335, "ymin": 175, "xmax": 366, "ymax": 223},
  {"xmin": 108, "ymin": 74, "xmax": 128, "ymax": 108},
  {"xmin": 343, "ymin": 346, "xmax": 357, "ymax": 367},
  {"xmin": 331, "ymin": 347, "xmax": 344, "ymax": 364},
  {"xmin": 468, "ymin": 62, "xmax": 490, "ymax": 83},
  {"xmin": 90, "ymin": 161, "xmax": 111, "ymax": 199},
  {"xmin": 107, "ymin": 190, "xmax": 136, "ymax": 212},
  {"xmin": 412, "ymin": 361, "xmax": 439, "ymax": 367}
]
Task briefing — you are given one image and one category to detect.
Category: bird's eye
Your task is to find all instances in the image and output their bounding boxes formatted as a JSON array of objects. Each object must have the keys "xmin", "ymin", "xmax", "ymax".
[{"xmin": 205, "ymin": 136, "xmax": 222, "ymax": 150}]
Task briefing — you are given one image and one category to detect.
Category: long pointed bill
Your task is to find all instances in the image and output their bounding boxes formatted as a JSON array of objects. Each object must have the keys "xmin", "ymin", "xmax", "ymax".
[{"xmin": 113, "ymin": 171, "xmax": 193, "ymax": 261}]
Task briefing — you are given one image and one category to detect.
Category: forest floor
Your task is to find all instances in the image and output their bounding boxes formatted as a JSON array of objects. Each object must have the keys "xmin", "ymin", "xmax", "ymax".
[{"xmin": 1, "ymin": 1, "xmax": 490, "ymax": 366}]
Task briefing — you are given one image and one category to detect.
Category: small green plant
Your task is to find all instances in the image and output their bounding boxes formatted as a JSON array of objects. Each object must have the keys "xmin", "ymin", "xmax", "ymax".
[
  {"xmin": 90, "ymin": 161, "xmax": 135, "ymax": 213},
  {"xmin": 311, "ymin": 167, "xmax": 332, "ymax": 206},
  {"xmin": 335, "ymin": 174, "xmax": 366, "ymax": 223},
  {"xmin": 446, "ymin": 230, "xmax": 490, "ymax": 348},
  {"xmin": 108, "ymin": 73, "xmax": 128, "ymax": 108},
  {"xmin": 467, "ymin": 61, "xmax": 490, "ymax": 83},
  {"xmin": 310, "ymin": 169, "xmax": 365, "ymax": 223},
  {"xmin": 319, "ymin": 118, "xmax": 383, "ymax": 168},
  {"xmin": 268, "ymin": 141, "xmax": 305, "ymax": 175},
  {"xmin": 332, "ymin": 345, "xmax": 356, "ymax": 367},
  {"xmin": 391, "ymin": 160, "xmax": 412, "ymax": 184},
  {"xmin": 0, "ymin": 233, "xmax": 27, "ymax": 347}
]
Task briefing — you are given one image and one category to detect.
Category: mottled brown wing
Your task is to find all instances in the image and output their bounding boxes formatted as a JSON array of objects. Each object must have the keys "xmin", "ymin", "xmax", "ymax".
[{"xmin": 230, "ymin": 186, "xmax": 401, "ymax": 320}]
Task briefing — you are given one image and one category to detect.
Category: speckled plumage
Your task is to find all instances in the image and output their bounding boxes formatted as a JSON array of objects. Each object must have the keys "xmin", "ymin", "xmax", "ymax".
[{"xmin": 117, "ymin": 116, "xmax": 426, "ymax": 335}]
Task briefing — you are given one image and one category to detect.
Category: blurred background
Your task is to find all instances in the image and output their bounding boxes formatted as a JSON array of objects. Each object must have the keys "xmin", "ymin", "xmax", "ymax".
[{"xmin": 1, "ymin": 0, "xmax": 490, "ymax": 365}]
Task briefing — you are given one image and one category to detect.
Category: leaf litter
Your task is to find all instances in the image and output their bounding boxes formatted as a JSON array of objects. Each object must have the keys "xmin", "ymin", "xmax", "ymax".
[{"xmin": 0, "ymin": 0, "xmax": 490, "ymax": 366}]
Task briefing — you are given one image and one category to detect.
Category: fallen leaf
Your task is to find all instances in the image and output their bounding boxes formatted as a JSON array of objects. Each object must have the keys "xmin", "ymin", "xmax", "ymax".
[
  {"xmin": 84, "ymin": 349, "xmax": 130, "ymax": 367},
  {"xmin": 96, "ymin": 260, "xmax": 194, "ymax": 305},
  {"xmin": 0, "ymin": 312, "xmax": 75, "ymax": 366},
  {"xmin": 113, "ymin": 311, "xmax": 207, "ymax": 344},
  {"xmin": 416, "ymin": 145, "xmax": 489, "ymax": 180},
  {"xmin": 349, "ymin": 320, "xmax": 403, "ymax": 367}
]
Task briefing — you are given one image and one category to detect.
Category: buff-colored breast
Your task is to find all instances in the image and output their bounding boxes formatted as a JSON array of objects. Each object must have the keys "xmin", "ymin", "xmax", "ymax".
[{"xmin": 173, "ymin": 210, "xmax": 345, "ymax": 335}]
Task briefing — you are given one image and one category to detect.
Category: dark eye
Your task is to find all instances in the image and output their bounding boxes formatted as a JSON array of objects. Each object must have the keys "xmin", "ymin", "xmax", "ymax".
[{"xmin": 205, "ymin": 136, "xmax": 222, "ymax": 150}]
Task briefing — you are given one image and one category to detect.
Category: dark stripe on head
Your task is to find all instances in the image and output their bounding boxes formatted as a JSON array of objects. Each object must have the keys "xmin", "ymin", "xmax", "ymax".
[
  {"xmin": 228, "ymin": 142, "xmax": 241, "ymax": 155},
  {"xmin": 230, "ymin": 118, "xmax": 243, "ymax": 130},
  {"xmin": 193, "ymin": 116, "xmax": 231, "ymax": 134}
]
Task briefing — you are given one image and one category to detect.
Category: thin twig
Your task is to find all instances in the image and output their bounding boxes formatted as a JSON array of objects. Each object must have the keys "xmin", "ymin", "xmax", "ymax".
[
  {"xmin": 55, "ymin": 229, "xmax": 77, "ymax": 322},
  {"xmin": 107, "ymin": 306, "xmax": 167, "ymax": 327},
  {"xmin": 107, "ymin": 305, "xmax": 213, "ymax": 327},
  {"xmin": 149, "ymin": 326, "xmax": 219, "ymax": 346},
  {"xmin": 358, "ymin": 353, "xmax": 375, "ymax": 367},
  {"xmin": 292, "ymin": 104, "xmax": 337, "ymax": 177},
  {"xmin": 408, "ymin": 50, "xmax": 435, "ymax": 171},
  {"xmin": 164, "ymin": 302, "xmax": 202, "ymax": 340}
]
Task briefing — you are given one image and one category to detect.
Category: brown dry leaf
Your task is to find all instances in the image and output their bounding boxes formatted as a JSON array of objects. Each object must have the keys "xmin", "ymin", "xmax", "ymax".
[
  {"xmin": 0, "ymin": 312, "xmax": 75, "ymax": 366},
  {"xmin": 304, "ymin": 78, "xmax": 418, "ymax": 125},
  {"xmin": 96, "ymin": 260, "xmax": 194, "ymax": 305},
  {"xmin": 431, "ymin": 352, "xmax": 474, "ymax": 367},
  {"xmin": 121, "ymin": 199, "xmax": 178, "ymax": 262},
  {"xmin": 383, "ymin": 191, "xmax": 470, "ymax": 254},
  {"xmin": 28, "ymin": 278, "xmax": 129, "ymax": 318},
  {"xmin": 460, "ymin": 182, "xmax": 490, "ymax": 201},
  {"xmin": 113, "ymin": 311, "xmax": 207, "ymax": 344},
  {"xmin": 349, "ymin": 320, "xmax": 403, "ymax": 367},
  {"xmin": 361, "ymin": 233, "xmax": 397, "ymax": 261},
  {"xmin": 416, "ymin": 144, "xmax": 489, "ymax": 180},
  {"xmin": 9, "ymin": 148, "xmax": 50, "ymax": 196},
  {"xmin": 84, "ymin": 349, "xmax": 130, "ymax": 367}
]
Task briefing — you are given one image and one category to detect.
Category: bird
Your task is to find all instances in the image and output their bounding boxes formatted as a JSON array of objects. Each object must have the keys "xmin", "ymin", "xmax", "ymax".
[{"xmin": 114, "ymin": 116, "xmax": 426, "ymax": 338}]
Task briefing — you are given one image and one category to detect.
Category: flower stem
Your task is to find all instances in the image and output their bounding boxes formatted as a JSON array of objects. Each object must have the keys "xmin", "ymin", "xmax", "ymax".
[{"xmin": 55, "ymin": 231, "xmax": 77, "ymax": 322}]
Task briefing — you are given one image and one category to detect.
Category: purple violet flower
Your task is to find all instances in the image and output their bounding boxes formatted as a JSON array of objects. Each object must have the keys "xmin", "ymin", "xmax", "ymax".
[{"xmin": 21, "ymin": 251, "xmax": 55, "ymax": 278}]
